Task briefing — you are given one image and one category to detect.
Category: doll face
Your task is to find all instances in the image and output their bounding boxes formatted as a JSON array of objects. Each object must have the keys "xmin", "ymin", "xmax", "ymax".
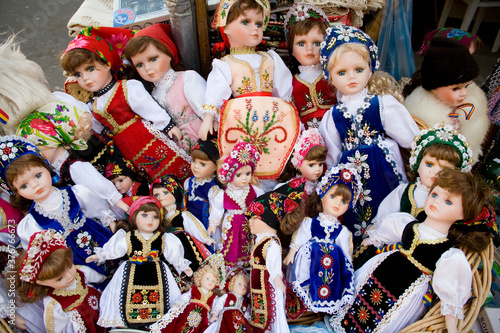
[
  {"xmin": 248, "ymin": 217, "xmax": 276, "ymax": 235},
  {"xmin": 73, "ymin": 61, "xmax": 113, "ymax": 92},
  {"xmin": 13, "ymin": 166, "xmax": 54, "ymax": 203},
  {"xmin": 321, "ymin": 186, "xmax": 349, "ymax": 218},
  {"xmin": 130, "ymin": 43, "xmax": 172, "ymax": 83},
  {"xmin": 232, "ymin": 165, "xmax": 253, "ymax": 187},
  {"xmin": 231, "ymin": 275, "xmax": 248, "ymax": 296},
  {"xmin": 135, "ymin": 210, "xmax": 161, "ymax": 234},
  {"xmin": 111, "ymin": 175, "xmax": 134, "ymax": 194},
  {"xmin": 191, "ymin": 159, "xmax": 217, "ymax": 179},
  {"xmin": 37, "ymin": 264, "xmax": 77, "ymax": 290},
  {"xmin": 329, "ymin": 51, "xmax": 372, "ymax": 96},
  {"xmin": 417, "ymin": 154, "xmax": 455, "ymax": 188},
  {"xmin": 424, "ymin": 185, "xmax": 464, "ymax": 225},
  {"xmin": 152, "ymin": 187, "xmax": 176, "ymax": 208},
  {"xmin": 224, "ymin": 8, "xmax": 264, "ymax": 48},
  {"xmin": 201, "ymin": 271, "xmax": 218, "ymax": 291},
  {"xmin": 292, "ymin": 26, "xmax": 323, "ymax": 67},
  {"xmin": 431, "ymin": 81, "xmax": 473, "ymax": 107},
  {"xmin": 298, "ymin": 159, "xmax": 324, "ymax": 182}
]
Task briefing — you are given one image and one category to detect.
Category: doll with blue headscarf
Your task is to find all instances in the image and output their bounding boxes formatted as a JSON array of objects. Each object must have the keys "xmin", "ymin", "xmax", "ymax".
[
  {"xmin": 282, "ymin": 163, "xmax": 361, "ymax": 315},
  {"xmin": 317, "ymin": 26, "xmax": 420, "ymax": 247}
]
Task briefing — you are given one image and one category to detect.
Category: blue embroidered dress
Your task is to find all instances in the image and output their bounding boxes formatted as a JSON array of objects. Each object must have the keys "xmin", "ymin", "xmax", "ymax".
[
  {"xmin": 319, "ymin": 89, "xmax": 419, "ymax": 246},
  {"xmin": 290, "ymin": 213, "xmax": 355, "ymax": 315},
  {"xmin": 183, "ymin": 176, "xmax": 220, "ymax": 230}
]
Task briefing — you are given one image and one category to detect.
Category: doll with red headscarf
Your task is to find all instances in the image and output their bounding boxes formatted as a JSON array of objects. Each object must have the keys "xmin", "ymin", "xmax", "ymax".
[
  {"xmin": 60, "ymin": 27, "xmax": 192, "ymax": 181},
  {"xmin": 124, "ymin": 23, "xmax": 206, "ymax": 153}
]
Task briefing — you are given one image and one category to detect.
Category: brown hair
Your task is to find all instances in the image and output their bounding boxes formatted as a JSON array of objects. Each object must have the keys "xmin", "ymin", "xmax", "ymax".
[
  {"xmin": 14, "ymin": 248, "xmax": 73, "ymax": 303},
  {"xmin": 226, "ymin": 0, "xmax": 263, "ymax": 26},
  {"xmin": 60, "ymin": 48, "xmax": 107, "ymax": 75},
  {"xmin": 193, "ymin": 264, "xmax": 219, "ymax": 287},
  {"xmin": 407, "ymin": 143, "xmax": 461, "ymax": 182},
  {"xmin": 296, "ymin": 145, "xmax": 328, "ymax": 177},
  {"xmin": 6, "ymin": 154, "xmax": 52, "ymax": 212},
  {"xmin": 130, "ymin": 202, "xmax": 164, "ymax": 233},
  {"xmin": 124, "ymin": 36, "xmax": 180, "ymax": 71},
  {"xmin": 227, "ymin": 271, "xmax": 249, "ymax": 292},
  {"xmin": 287, "ymin": 20, "xmax": 327, "ymax": 57},
  {"xmin": 191, "ymin": 149, "xmax": 211, "ymax": 162}
]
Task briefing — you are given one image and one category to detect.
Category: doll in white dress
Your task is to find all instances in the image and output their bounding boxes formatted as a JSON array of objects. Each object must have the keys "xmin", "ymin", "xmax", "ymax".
[
  {"xmin": 331, "ymin": 168, "xmax": 499, "ymax": 333},
  {"xmin": 124, "ymin": 23, "xmax": 206, "ymax": 153},
  {"xmin": 318, "ymin": 25, "xmax": 420, "ymax": 246},
  {"xmin": 283, "ymin": 164, "xmax": 361, "ymax": 315},
  {"xmin": 86, "ymin": 196, "xmax": 192, "ymax": 329}
]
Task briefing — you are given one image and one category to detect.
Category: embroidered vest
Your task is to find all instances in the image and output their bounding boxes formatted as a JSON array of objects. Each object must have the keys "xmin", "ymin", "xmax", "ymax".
[
  {"xmin": 401, "ymin": 183, "xmax": 427, "ymax": 221},
  {"xmin": 292, "ymin": 75, "xmax": 336, "ymax": 121}
]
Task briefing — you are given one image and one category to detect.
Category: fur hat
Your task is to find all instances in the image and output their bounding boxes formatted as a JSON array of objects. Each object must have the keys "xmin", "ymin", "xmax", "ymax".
[{"xmin": 421, "ymin": 37, "xmax": 479, "ymax": 91}]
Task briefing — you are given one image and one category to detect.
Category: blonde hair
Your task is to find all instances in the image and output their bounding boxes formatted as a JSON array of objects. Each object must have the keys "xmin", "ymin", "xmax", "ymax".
[
  {"xmin": 74, "ymin": 111, "xmax": 92, "ymax": 143},
  {"xmin": 193, "ymin": 265, "xmax": 219, "ymax": 287},
  {"xmin": 227, "ymin": 271, "xmax": 249, "ymax": 292},
  {"xmin": 327, "ymin": 43, "xmax": 371, "ymax": 80}
]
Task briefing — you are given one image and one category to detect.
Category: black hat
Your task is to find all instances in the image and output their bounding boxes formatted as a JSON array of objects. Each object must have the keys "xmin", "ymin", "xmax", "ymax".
[
  {"xmin": 191, "ymin": 134, "xmax": 219, "ymax": 165},
  {"xmin": 421, "ymin": 37, "xmax": 479, "ymax": 91}
]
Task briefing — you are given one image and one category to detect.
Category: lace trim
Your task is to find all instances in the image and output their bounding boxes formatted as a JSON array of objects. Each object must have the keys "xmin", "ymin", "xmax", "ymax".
[
  {"xmin": 97, "ymin": 317, "xmax": 125, "ymax": 327},
  {"xmin": 51, "ymin": 150, "xmax": 70, "ymax": 175},
  {"xmin": 226, "ymin": 183, "xmax": 250, "ymax": 210},
  {"xmin": 149, "ymin": 302, "xmax": 188, "ymax": 332},
  {"xmin": 154, "ymin": 69, "xmax": 176, "ymax": 88},
  {"xmin": 230, "ymin": 46, "xmax": 256, "ymax": 54},
  {"xmin": 141, "ymin": 119, "xmax": 192, "ymax": 161},
  {"xmin": 68, "ymin": 310, "xmax": 86, "ymax": 333},
  {"xmin": 440, "ymin": 302, "xmax": 464, "ymax": 319},
  {"xmin": 188, "ymin": 177, "xmax": 214, "ymax": 201},
  {"xmin": 173, "ymin": 258, "xmax": 191, "ymax": 274},
  {"xmin": 339, "ymin": 88, "xmax": 368, "ymax": 103},
  {"xmin": 202, "ymin": 104, "xmax": 219, "ymax": 116},
  {"xmin": 298, "ymin": 64, "xmax": 322, "ymax": 72}
]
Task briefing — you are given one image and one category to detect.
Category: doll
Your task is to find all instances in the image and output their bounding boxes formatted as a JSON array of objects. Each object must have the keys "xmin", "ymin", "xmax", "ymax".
[
  {"xmin": 404, "ymin": 37, "xmax": 489, "ymax": 163},
  {"xmin": 124, "ymin": 23, "xmax": 206, "ymax": 153},
  {"xmin": 183, "ymin": 135, "xmax": 222, "ymax": 230},
  {"xmin": 418, "ymin": 28, "xmax": 482, "ymax": 56},
  {"xmin": 207, "ymin": 141, "xmax": 264, "ymax": 268},
  {"xmin": 318, "ymin": 25, "xmax": 420, "ymax": 246},
  {"xmin": 372, "ymin": 124, "xmax": 473, "ymax": 226},
  {"xmin": 284, "ymin": 2, "xmax": 336, "ymax": 129},
  {"xmin": 331, "ymin": 168, "xmax": 499, "ymax": 333},
  {"xmin": 86, "ymin": 196, "xmax": 191, "ymax": 329},
  {"xmin": 150, "ymin": 176, "xmax": 213, "ymax": 274},
  {"xmin": 205, "ymin": 267, "xmax": 253, "ymax": 333},
  {"xmin": 105, "ymin": 155, "xmax": 150, "ymax": 197},
  {"xmin": 283, "ymin": 164, "xmax": 361, "ymax": 315},
  {"xmin": 245, "ymin": 178, "xmax": 306, "ymax": 332},
  {"xmin": 150, "ymin": 253, "xmax": 226, "ymax": 333},
  {"xmin": 204, "ymin": 0, "xmax": 300, "ymax": 185},
  {"xmin": 14, "ymin": 230, "xmax": 103, "ymax": 332},
  {"xmin": 60, "ymin": 26, "xmax": 192, "ymax": 181}
]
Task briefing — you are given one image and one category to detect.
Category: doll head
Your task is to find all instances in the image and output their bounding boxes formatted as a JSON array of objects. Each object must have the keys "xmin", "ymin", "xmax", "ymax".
[
  {"xmin": 150, "ymin": 175, "xmax": 183, "ymax": 210},
  {"xmin": 320, "ymin": 184, "xmax": 351, "ymax": 218},
  {"xmin": 125, "ymin": 23, "xmax": 179, "ymax": 83},
  {"xmin": 212, "ymin": 0, "xmax": 270, "ymax": 49},
  {"xmin": 418, "ymin": 28, "xmax": 482, "ymax": 56},
  {"xmin": 316, "ymin": 163, "xmax": 362, "ymax": 211},
  {"xmin": 190, "ymin": 135, "xmax": 219, "ymax": 180},
  {"xmin": 291, "ymin": 128, "xmax": 326, "ymax": 182},
  {"xmin": 420, "ymin": 37, "xmax": 479, "ymax": 107},
  {"xmin": 0, "ymin": 35, "xmax": 56, "ymax": 136},
  {"xmin": 15, "ymin": 101, "xmax": 92, "ymax": 163},
  {"xmin": 194, "ymin": 253, "xmax": 226, "ymax": 290},
  {"xmin": 219, "ymin": 141, "xmax": 259, "ymax": 185},
  {"xmin": 15, "ymin": 230, "xmax": 74, "ymax": 303},
  {"xmin": 320, "ymin": 25, "xmax": 378, "ymax": 96},
  {"xmin": 225, "ymin": 267, "xmax": 249, "ymax": 296},
  {"xmin": 105, "ymin": 155, "xmax": 141, "ymax": 195},
  {"xmin": 129, "ymin": 196, "xmax": 164, "ymax": 234},
  {"xmin": 247, "ymin": 177, "xmax": 306, "ymax": 234},
  {"xmin": 284, "ymin": 3, "xmax": 329, "ymax": 67}
]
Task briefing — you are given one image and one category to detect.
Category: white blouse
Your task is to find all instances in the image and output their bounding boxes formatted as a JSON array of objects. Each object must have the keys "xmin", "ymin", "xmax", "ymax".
[{"xmin": 297, "ymin": 64, "xmax": 323, "ymax": 84}]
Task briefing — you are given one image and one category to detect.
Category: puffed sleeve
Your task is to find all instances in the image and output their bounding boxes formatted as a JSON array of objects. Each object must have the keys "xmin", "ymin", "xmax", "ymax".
[
  {"xmin": 380, "ymin": 95, "xmax": 419, "ymax": 149},
  {"xmin": 433, "ymin": 248, "xmax": 472, "ymax": 319},
  {"xmin": 318, "ymin": 108, "xmax": 343, "ymax": 168},
  {"xmin": 93, "ymin": 229, "xmax": 128, "ymax": 263},
  {"xmin": 72, "ymin": 184, "xmax": 116, "ymax": 227},
  {"xmin": 17, "ymin": 214, "xmax": 43, "ymax": 249},
  {"xmin": 208, "ymin": 189, "xmax": 225, "ymax": 227},
  {"xmin": 290, "ymin": 217, "xmax": 312, "ymax": 251},
  {"xmin": 70, "ymin": 161, "xmax": 122, "ymax": 206},
  {"xmin": 44, "ymin": 297, "xmax": 84, "ymax": 333},
  {"xmin": 266, "ymin": 240, "xmax": 283, "ymax": 280},
  {"xmin": 210, "ymin": 293, "xmax": 228, "ymax": 318},
  {"xmin": 336, "ymin": 226, "xmax": 354, "ymax": 263},
  {"xmin": 203, "ymin": 59, "xmax": 233, "ymax": 117},
  {"xmin": 126, "ymin": 79, "xmax": 172, "ymax": 130},
  {"xmin": 181, "ymin": 211, "xmax": 211, "ymax": 244},
  {"xmin": 163, "ymin": 233, "xmax": 191, "ymax": 274},
  {"xmin": 183, "ymin": 70, "xmax": 208, "ymax": 119},
  {"xmin": 268, "ymin": 50, "xmax": 293, "ymax": 101},
  {"xmin": 371, "ymin": 184, "xmax": 407, "ymax": 227},
  {"xmin": 365, "ymin": 212, "xmax": 415, "ymax": 247}
]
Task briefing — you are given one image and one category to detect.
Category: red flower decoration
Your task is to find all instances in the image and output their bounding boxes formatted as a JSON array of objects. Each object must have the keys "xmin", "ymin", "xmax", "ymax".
[
  {"xmin": 289, "ymin": 177, "xmax": 306, "ymax": 188},
  {"xmin": 132, "ymin": 292, "xmax": 143, "ymax": 304},
  {"xmin": 149, "ymin": 291, "xmax": 159, "ymax": 303},
  {"xmin": 31, "ymin": 119, "xmax": 57, "ymax": 136},
  {"xmin": 249, "ymin": 202, "xmax": 265, "ymax": 216},
  {"xmin": 139, "ymin": 308, "xmax": 150, "ymax": 319},
  {"xmin": 340, "ymin": 169, "xmax": 353, "ymax": 182},
  {"xmin": 283, "ymin": 198, "xmax": 298, "ymax": 213},
  {"xmin": 320, "ymin": 254, "xmax": 333, "ymax": 269},
  {"xmin": 317, "ymin": 284, "xmax": 331, "ymax": 300}
]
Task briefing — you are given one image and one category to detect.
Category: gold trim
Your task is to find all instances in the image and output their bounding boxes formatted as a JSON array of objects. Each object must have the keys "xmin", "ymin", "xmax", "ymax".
[
  {"xmin": 293, "ymin": 73, "xmax": 331, "ymax": 117},
  {"xmin": 190, "ymin": 287, "xmax": 214, "ymax": 312},
  {"xmin": 230, "ymin": 46, "xmax": 256, "ymax": 54},
  {"xmin": 45, "ymin": 298, "xmax": 56, "ymax": 332},
  {"xmin": 51, "ymin": 273, "xmax": 88, "ymax": 311},
  {"xmin": 0, "ymin": 207, "xmax": 7, "ymax": 230},
  {"xmin": 407, "ymin": 184, "xmax": 425, "ymax": 218}
]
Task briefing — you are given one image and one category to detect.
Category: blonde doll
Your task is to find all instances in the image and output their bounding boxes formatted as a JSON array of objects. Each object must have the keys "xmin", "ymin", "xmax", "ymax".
[
  {"xmin": 14, "ymin": 230, "xmax": 103, "ymax": 332},
  {"xmin": 60, "ymin": 26, "xmax": 192, "ymax": 181},
  {"xmin": 150, "ymin": 253, "xmax": 226, "ymax": 333},
  {"xmin": 86, "ymin": 196, "xmax": 191, "ymax": 329},
  {"xmin": 124, "ymin": 23, "xmax": 206, "ymax": 152},
  {"xmin": 318, "ymin": 25, "xmax": 420, "ymax": 246},
  {"xmin": 1, "ymin": 136, "xmax": 115, "ymax": 281},
  {"xmin": 207, "ymin": 141, "xmax": 263, "ymax": 268},
  {"xmin": 284, "ymin": 2, "xmax": 336, "ymax": 129}
]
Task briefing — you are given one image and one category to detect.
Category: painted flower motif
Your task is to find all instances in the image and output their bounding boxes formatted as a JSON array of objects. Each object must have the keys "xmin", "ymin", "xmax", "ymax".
[
  {"xmin": 76, "ymin": 231, "xmax": 91, "ymax": 248},
  {"xmin": 289, "ymin": 177, "xmax": 305, "ymax": 188},
  {"xmin": 0, "ymin": 142, "xmax": 18, "ymax": 161},
  {"xmin": 370, "ymin": 288, "xmax": 383, "ymax": 305},
  {"xmin": 139, "ymin": 308, "xmax": 150, "ymax": 319},
  {"xmin": 88, "ymin": 295, "xmax": 99, "ymax": 310},
  {"xmin": 132, "ymin": 292, "xmax": 143, "ymax": 304},
  {"xmin": 105, "ymin": 33, "xmax": 129, "ymax": 57},
  {"xmin": 149, "ymin": 291, "xmax": 159, "ymax": 303},
  {"xmin": 317, "ymin": 284, "xmax": 331, "ymax": 299},
  {"xmin": 187, "ymin": 310, "xmax": 202, "ymax": 327},
  {"xmin": 320, "ymin": 254, "xmax": 333, "ymax": 269},
  {"xmin": 294, "ymin": 6, "xmax": 310, "ymax": 21},
  {"xmin": 357, "ymin": 306, "xmax": 370, "ymax": 323}
]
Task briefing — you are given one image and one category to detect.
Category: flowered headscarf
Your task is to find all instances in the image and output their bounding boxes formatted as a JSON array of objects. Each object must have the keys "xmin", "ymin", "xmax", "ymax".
[
  {"xmin": 283, "ymin": 2, "xmax": 329, "ymax": 39},
  {"xmin": 219, "ymin": 141, "xmax": 260, "ymax": 183}
]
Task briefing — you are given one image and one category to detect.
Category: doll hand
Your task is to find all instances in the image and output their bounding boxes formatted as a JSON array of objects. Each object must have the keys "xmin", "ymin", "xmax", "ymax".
[
  {"xmin": 361, "ymin": 238, "xmax": 372, "ymax": 246},
  {"xmin": 15, "ymin": 313, "xmax": 27, "ymax": 330},
  {"xmin": 367, "ymin": 224, "xmax": 376, "ymax": 232},
  {"xmin": 115, "ymin": 199, "xmax": 130, "ymax": 214},
  {"xmin": 86, "ymin": 254, "xmax": 99, "ymax": 263},
  {"xmin": 207, "ymin": 225, "xmax": 217, "ymax": 237},
  {"xmin": 199, "ymin": 114, "xmax": 215, "ymax": 141},
  {"xmin": 209, "ymin": 313, "xmax": 218, "ymax": 323},
  {"xmin": 445, "ymin": 314, "xmax": 458, "ymax": 333},
  {"xmin": 184, "ymin": 267, "xmax": 194, "ymax": 277},
  {"xmin": 168, "ymin": 126, "xmax": 183, "ymax": 141},
  {"xmin": 205, "ymin": 237, "xmax": 216, "ymax": 246},
  {"xmin": 108, "ymin": 220, "xmax": 117, "ymax": 233},
  {"xmin": 283, "ymin": 249, "xmax": 297, "ymax": 266},
  {"xmin": 274, "ymin": 276, "xmax": 286, "ymax": 294}
]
